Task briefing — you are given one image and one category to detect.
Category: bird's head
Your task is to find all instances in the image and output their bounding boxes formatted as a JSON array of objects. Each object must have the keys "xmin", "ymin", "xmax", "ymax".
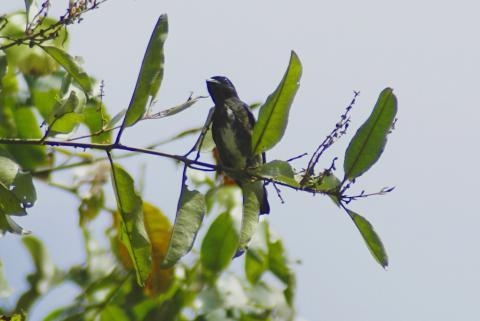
[{"xmin": 206, "ymin": 76, "xmax": 239, "ymax": 104}]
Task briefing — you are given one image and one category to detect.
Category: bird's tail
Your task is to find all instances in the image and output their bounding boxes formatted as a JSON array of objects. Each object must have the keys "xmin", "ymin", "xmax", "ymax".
[
  {"xmin": 259, "ymin": 183, "xmax": 270, "ymax": 215},
  {"xmin": 243, "ymin": 180, "xmax": 269, "ymax": 215}
]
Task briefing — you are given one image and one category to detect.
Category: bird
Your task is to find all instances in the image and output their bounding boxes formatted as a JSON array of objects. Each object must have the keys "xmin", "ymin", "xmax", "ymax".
[{"xmin": 206, "ymin": 76, "xmax": 270, "ymax": 215}]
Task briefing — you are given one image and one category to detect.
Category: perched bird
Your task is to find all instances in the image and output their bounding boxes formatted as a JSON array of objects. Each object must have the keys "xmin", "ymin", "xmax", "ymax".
[{"xmin": 206, "ymin": 76, "xmax": 270, "ymax": 215}]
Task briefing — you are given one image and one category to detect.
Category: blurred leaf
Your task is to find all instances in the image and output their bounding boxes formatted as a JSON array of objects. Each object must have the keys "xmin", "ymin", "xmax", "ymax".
[
  {"xmin": 7, "ymin": 106, "xmax": 49, "ymax": 170},
  {"xmin": 24, "ymin": 0, "xmax": 39, "ymax": 26},
  {"xmin": 0, "ymin": 260, "xmax": 12, "ymax": 298},
  {"xmin": 46, "ymin": 91, "xmax": 84, "ymax": 135},
  {"xmin": 0, "ymin": 149, "xmax": 36, "ymax": 216},
  {"xmin": 244, "ymin": 222, "xmax": 269, "ymax": 284},
  {"xmin": 78, "ymin": 190, "xmax": 103, "ymax": 225},
  {"xmin": 143, "ymin": 202, "xmax": 174, "ymax": 296},
  {"xmin": 123, "ymin": 15, "xmax": 168, "ymax": 127},
  {"xmin": 162, "ymin": 183, "xmax": 205, "ymax": 267},
  {"xmin": 100, "ymin": 305, "xmax": 130, "ymax": 321},
  {"xmin": 31, "ymin": 87, "xmax": 59, "ymax": 120},
  {"xmin": 252, "ymin": 51, "xmax": 302, "ymax": 155},
  {"xmin": 256, "ymin": 160, "xmax": 298, "ymax": 187},
  {"xmin": 15, "ymin": 236, "xmax": 60, "ymax": 313},
  {"xmin": 14, "ymin": 47, "xmax": 58, "ymax": 76},
  {"xmin": 1, "ymin": 14, "xmax": 67, "ymax": 76},
  {"xmin": 83, "ymin": 98, "xmax": 112, "ymax": 144},
  {"xmin": 42, "ymin": 46, "xmax": 92, "ymax": 94},
  {"xmin": 343, "ymin": 88, "xmax": 397, "ymax": 181},
  {"xmin": 201, "ymin": 212, "xmax": 239, "ymax": 273},
  {"xmin": 347, "ymin": 209, "xmax": 388, "ymax": 268},
  {"xmin": 1, "ymin": 314, "xmax": 25, "ymax": 321},
  {"xmin": 110, "ymin": 164, "xmax": 151, "ymax": 286},
  {"xmin": 0, "ymin": 53, "xmax": 7, "ymax": 81},
  {"xmin": 60, "ymin": 73, "xmax": 73, "ymax": 96},
  {"xmin": 245, "ymin": 249, "xmax": 268, "ymax": 284},
  {"xmin": 107, "ymin": 109, "xmax": 126, "ymax": 129},
  {"xmin": 236, "ymin": 181, "xmax": 261, "ymax": 256},
  {"xmin": 43, "ymin": 306, "xmax": 87, "ymax": 321},
  {"xmin": 0, "ymin": 184, "xmax": 26, "ymax": 216},
  {"xmin": 205, "ymin": 185, "xmax": 241, "ymax": 214},
  {"xmin": 268, "ymin": 235, "xmax": 295, "ymax": 305}
]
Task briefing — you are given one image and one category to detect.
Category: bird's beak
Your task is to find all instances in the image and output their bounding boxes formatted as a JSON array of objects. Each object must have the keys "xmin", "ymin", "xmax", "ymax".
[{"xmin": 206, "ymin": 78, "xmax": 221, "ymax": 85}]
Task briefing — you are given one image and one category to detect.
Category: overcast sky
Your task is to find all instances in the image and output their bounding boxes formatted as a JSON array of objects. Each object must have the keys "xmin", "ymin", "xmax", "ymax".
[{"xmin": 2, "ymin": 1, "xmax": 480, "ymax": 320}]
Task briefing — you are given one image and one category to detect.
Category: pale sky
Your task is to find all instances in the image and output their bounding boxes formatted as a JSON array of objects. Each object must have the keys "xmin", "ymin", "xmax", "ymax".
[{"xmin": 2, "ymin": 1, "xmax": 480, "ymax": 320}]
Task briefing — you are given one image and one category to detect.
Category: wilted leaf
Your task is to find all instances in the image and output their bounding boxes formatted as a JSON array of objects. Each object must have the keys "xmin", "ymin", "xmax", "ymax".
[
  {"xmin": 347, "ymin": 209, "xmax": 388, "ymax": 268},
  {"xmin": 42, "ymin": 46, "xmax": 92, "ymax": 94},
  {"xmin": 143, "ymin": 202, "xmax": 174, "ymax": 296},
  {"xmin": 201, "ymin": 212, "xmax": 239, "ymax": 273},
  {"xmin": 123, "ymin": 15, "xmax": 168, "ymax": 127},
  {"xmin": 252, "ymin": 51, "xmax": 302, "ymax": 155},
  {"xmin": 162, "ymin": 183, "xmax": 205, "ymax": 267},
  {"xmin": 110, "ymin": 164, "xmax": 151, "ymax": 285},
  {"xmin": 147, "ymin": 95, "xmax": 206, "ymax": 119},
  {"xmin": 343, "ymin": 88, "xmax": 397, "ymax": 181}
]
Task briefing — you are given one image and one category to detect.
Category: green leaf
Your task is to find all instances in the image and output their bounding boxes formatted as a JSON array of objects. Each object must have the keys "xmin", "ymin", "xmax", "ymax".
[
  {"xmin": 123, "ymin": 15, "xmax": 168, "ymax": 127},
  {"xmin": 110, "ymin": 164, "xmax": 151, "ymax": 285},
  {"xmin": 252, "ymin": 51, "xmax": 302, "ymax": 155},
  {"xmin": 31, "ymin": 87, "xmax": 60, "ymax": 120},
  {"xmin": 8, "ymin": 106, "xmax": 49, "ymax": 170},
  {"xmin": 0, "ymin": 184, "xmax": 26, "ymax": 216},
  {"xmin": 42, "ymin": 46, "xmax": 93, "ymax": 94},
  {"xmin": 347, "ymin": 209, "xmax": 388, "ymax": 268},
  {"xmin": 82, "ymin": 98, "xmax": 112, "ymax": 143},
  {"xmin": 201, "ymin": 212, "xmax": 239, "ymax": 273},
  {"xmin": 45, "ymin": 91, "xmax": 84, "ymax": 135},
  {"xmin": 0, "ymin": 149, "xmax": 36, "ymax": 213},
  {"xmin": 236, "ymin": 181, "xmax": 262, "ymax": 255},
  {"xmin": 245, "ymin": 249, "xmax": 268, "ymax": 284},
  {"xmin": 162, "ymin": 183, "xmax": 206, "ymax": 267},
  {"xmin": 343, "ymin": 88, "xmax": 397, "ymax": 181},
  {"xmin": 256, "ymin": 160, "xmax": 299, "ymax": 187}
]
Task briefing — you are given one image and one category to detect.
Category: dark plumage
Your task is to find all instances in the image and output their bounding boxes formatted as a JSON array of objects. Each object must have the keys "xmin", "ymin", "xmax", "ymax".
[{"xmin": 207, "ymin": 76, "xmax": 270, "ymax": 214}]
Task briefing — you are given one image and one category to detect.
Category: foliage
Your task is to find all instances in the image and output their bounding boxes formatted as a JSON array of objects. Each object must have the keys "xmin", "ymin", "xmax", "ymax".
[{"xmin": 0, "ymin": 1, "xmax": 397, "ymax": 320}]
